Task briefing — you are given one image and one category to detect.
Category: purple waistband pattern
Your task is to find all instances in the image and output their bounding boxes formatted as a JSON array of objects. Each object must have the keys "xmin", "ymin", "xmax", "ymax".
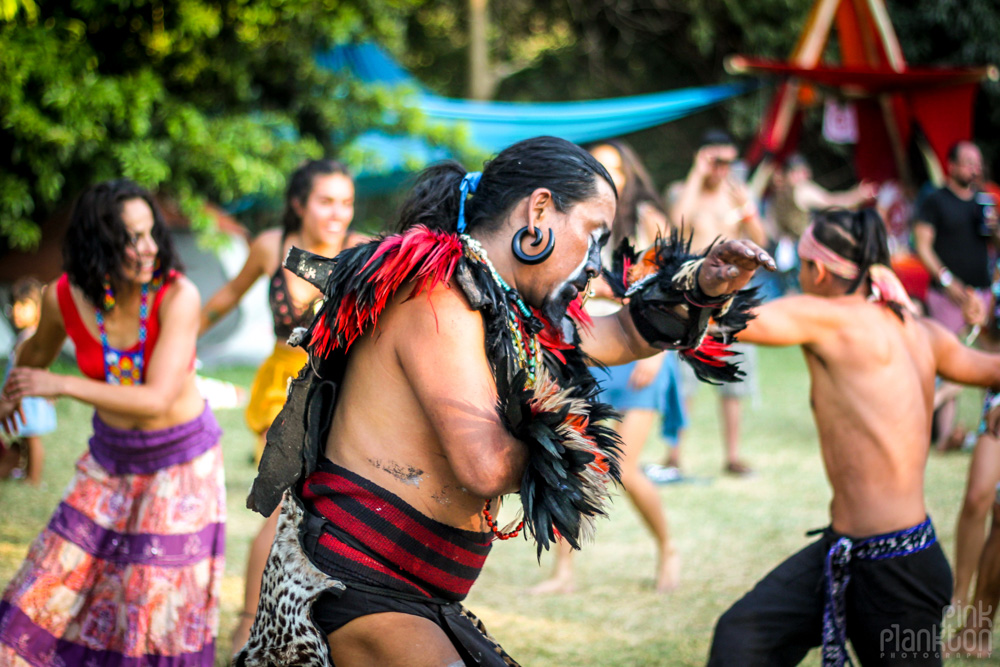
[
  {"xmin": 48, "ymin": 502, "xmax": 225, "ymax": 567},
  {"xmin": 0, "ymin": 601, "xmax": 215, "ymax": 667},
  {"xmin": 88, "ymin": 404, "xmax": 221, "ymax": 475}
]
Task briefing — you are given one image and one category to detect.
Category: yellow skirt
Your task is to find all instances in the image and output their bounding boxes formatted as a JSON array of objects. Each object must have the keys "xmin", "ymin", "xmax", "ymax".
[{"xmin": 245, "ymin": 344, "xmax": 308, "ymax": 459}]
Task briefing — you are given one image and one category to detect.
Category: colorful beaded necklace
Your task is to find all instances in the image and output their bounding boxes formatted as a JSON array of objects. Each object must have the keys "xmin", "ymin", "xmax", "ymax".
[
  {"xmin": 462, "ymin": 235, "xmax": 541, "ymax": 388},
  {"xmin": 463, "ymin": 236, "xmax": 533, "ymax": 541},
  {"xmin": 95, "ymin": 282, "xmax": 150, "ymax": 385}
]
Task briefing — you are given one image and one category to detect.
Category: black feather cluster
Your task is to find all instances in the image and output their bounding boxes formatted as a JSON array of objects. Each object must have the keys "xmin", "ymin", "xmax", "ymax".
[
  {"xmin": 604, "ymin": 231, "xmax": 761, "ymax": 385},
  {"xmin": 459, "ymin": 256, "xmax": 623, "ymax": 557},
  {"xmin": 254, "ymin": 235, "xmax": 625, "ymax": 558},
  {"xmin": 494, "ymin": 364, "xmax": 622, "ymax": 559}
]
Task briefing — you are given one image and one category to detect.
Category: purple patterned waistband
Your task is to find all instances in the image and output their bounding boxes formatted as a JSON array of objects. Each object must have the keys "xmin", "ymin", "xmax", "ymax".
[
  {"xmin": 88, "ymin": 404, "xmax": 221, "ymax": 475},
  {"xmin": 820, "ymin": 518, "xmax": 937, "ymax": 667}
]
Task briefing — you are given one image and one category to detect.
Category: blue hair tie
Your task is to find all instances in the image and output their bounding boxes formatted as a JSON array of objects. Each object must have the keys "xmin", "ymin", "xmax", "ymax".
[{"xmin": 456, "ymin": 171, "xmax": 482, "ymax": 234}]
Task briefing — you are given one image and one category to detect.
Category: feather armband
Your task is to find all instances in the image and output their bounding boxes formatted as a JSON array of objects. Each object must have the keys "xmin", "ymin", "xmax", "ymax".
[{"xmin": 603, "ymin": 233, "xmax": 760, "ymax": 384}]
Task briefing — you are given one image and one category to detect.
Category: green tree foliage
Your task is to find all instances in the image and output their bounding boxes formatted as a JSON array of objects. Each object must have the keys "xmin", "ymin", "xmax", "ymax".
[
  {"xmin": 0, "ymin": 0, "xmax": 470, "ymax": 250},
  {"xmin": 403, "ymin": 0, "xmax": 811, "ymax": 183},
  {"xmin": 0, "ymin": 0, "xmax": 36, "ymax": 21},
  {"xmin": 889, "ymin": 0, "xmax": 1000, "ymax": 170}
]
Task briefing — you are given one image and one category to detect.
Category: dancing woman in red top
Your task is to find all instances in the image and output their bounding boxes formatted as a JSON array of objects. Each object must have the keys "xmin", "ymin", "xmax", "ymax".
[{"xmin": 0, "ymin": 180, "xmax": 225, "ymax": 666}]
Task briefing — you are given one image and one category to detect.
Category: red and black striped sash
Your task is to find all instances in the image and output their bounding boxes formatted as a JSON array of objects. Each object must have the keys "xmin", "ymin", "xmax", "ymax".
[{"xmin": 301, "ymin": 459, "xmax": 492, "ymax": 601}]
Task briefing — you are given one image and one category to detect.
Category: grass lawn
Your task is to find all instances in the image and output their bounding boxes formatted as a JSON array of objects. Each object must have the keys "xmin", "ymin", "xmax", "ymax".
[{"xmin": 1, "ymin": 347, "xmax": 998, "ymax": 666}]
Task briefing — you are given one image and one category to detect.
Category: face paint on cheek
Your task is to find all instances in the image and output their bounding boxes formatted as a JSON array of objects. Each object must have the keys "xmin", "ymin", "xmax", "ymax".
[
  {"xmin": 540, "ymin": 237, "xmax": 596, "ymax": 339},
  {"xmin": 588, "ymin": 232, "xmax": 605, "ymax": 273}
]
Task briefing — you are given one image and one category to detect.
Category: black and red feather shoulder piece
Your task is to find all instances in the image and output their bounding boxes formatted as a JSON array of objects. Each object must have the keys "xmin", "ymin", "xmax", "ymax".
[
  {"xmin": 289, "ymin": 225, "xmax": 464, "ymax": 359},
  {"xmin": 270, "ymin": 226, "xmax": 624, "ymax": 555},
  {"xmin": 603, "ymin": 230, "xmax": 760, "ymax": 385}
]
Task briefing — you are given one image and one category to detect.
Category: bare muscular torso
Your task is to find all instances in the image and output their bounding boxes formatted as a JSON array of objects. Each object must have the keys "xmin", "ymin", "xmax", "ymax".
[
  {"xmin": 802, "ymin": 297, "xmax": 936, "ymax": 537},
  {"xmin": 670, "ymin": 181, "xmax": 757, "ymax": 253},
  {"xmin": 322, "ymin": 282, "xmax": 523, "ymax": 533}
]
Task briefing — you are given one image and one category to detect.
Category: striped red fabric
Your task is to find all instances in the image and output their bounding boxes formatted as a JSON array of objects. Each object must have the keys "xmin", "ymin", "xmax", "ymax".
[{"xmin": 301, "ymin": 460, "xmax": 493, "ymax": 601}]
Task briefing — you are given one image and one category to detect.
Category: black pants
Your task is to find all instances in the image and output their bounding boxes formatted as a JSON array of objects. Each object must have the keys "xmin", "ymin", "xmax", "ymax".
[{"xmin": 708, "ymin": 530, "xmax": 952, "ymax": 666}]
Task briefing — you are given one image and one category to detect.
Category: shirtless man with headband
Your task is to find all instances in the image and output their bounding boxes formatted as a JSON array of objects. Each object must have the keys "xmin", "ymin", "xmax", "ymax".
[{"xmin": 709, "ymin": 208, "xmax": 1000, "ymax": 666}]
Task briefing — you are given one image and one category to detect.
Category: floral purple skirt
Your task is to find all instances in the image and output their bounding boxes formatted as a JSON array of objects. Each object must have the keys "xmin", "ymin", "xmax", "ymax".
[{"xmin": 0, "ymin": 405, "xmax": 225, "ymax": 666}]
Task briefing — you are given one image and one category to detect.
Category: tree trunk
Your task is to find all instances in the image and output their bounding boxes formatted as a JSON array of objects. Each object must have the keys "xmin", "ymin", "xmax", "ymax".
[{"xmin": 467, "ymin": 0, "xmax": 493, "ymax": 100}]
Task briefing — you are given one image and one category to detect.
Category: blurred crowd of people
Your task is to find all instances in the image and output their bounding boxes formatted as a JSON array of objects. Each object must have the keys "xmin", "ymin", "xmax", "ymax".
[{"xmin": 4, "ymin": 127, "xmax": 1000, "ymax": 665}]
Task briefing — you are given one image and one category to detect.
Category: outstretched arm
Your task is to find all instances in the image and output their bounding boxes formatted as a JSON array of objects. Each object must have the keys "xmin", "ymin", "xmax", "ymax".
[
  {"xmin": 926, "ymin": 317, "xmax": 1000, "ymax": 390},
  {"xmin": 199, "ymin": 230, "xmax": 277, "ymax": 334},
  {"xmin": 794, "ymin": 180, "xmax": 875, "ymax": 211},
  {"xmin": 581, "ymin": 239, "xmax": 775, "ymax": 366},
  {"xmin": 738, "ymin": 294, "xmax": 841, "ymax": 348},
  {"xmin": 730, "ymin": 182, "xmax": 768, "ymax": 247},
  {"xmin": 579, "ymin": 307, "xmax": 659, "ymax": 367}
]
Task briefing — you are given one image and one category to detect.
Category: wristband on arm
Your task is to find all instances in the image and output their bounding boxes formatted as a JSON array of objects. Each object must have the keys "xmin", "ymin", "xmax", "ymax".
[{"xmin": 603, "ymin": 233, "xmax": 760, "ymax": 384}]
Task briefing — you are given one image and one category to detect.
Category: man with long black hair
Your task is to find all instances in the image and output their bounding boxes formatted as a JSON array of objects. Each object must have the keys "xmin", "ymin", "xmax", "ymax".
[
  {"xmin": 234, "ymin": 136, "xmax": 774, "ymax": 666},
  {"xmin": 710, "ymin": 208, "xmax": 1000, "ymax": 666}
]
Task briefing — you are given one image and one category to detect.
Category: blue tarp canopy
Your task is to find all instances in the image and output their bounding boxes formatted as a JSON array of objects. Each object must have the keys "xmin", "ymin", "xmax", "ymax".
[{"xmin": 320, "ymin": 43, "xmax": 757, "ymax": 192}]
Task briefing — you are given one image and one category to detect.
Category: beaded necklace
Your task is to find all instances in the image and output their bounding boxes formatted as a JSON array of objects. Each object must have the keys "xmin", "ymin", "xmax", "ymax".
[
  {"xmin": 462, "ymin": 235, "xmax": 535, "ymax": 541},
  {"xmin": 95, "ymin": 282, "xmax": 150, "ymax": 385},
  {"xmin": 462, "ymin": 235, "xmax": 541, "ymax": 388}
]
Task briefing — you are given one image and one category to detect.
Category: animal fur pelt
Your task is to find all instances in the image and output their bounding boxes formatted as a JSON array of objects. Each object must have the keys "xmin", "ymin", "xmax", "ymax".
[{"xmin": 234, "ymin": 492, "xmax": 344, "ymax": 667}]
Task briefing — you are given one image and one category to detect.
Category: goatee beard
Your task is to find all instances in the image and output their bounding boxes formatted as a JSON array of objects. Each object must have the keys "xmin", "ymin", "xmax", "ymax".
[{"xmin": 542, "ymin": 283, "xmax": 578, "ymax": 343}]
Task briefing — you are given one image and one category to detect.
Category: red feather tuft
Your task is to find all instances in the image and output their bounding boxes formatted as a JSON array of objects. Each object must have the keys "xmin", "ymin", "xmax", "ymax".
[
  {"xmin": 681, "ymin": 336, "xmax": 735, "ymax": 368},
  {"xmin": 310, "ymin": 311, "xmax": 334, "ymax": 358},
  {"xmin": 534, "ymin": 309, "xmax": 574, "ymax": 364},
  {"xmin": 567, "ymin": 297, "xmax": 593, "ymax": 334},
  {"xmin": 323, "ymin": 226, "xmax": 464, "ymax": 355}
]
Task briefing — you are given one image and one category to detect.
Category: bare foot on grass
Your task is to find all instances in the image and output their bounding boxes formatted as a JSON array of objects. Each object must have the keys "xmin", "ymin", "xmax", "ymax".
[
  {"xmin": 527, "ymin": 573, "xmax": 575, "ymax": 595},
  {"xmin": 656, "ymin": 549, "xmax": 681, "ymax": 593}
]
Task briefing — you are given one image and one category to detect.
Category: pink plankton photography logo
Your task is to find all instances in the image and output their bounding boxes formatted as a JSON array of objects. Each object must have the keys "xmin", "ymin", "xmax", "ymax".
[{"xmin": 879, "ymin": 603, "xmax": 993, "ymax": 661}]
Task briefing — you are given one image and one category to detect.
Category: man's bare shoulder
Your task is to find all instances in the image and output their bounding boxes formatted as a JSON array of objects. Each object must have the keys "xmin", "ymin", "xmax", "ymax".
[
  {"xmin": 772, "ymin": 293, "xmax": 856, "ymax": 322},
  {"xmin": 914, "ymin": 315, "xmax": 955, "ymax": 349},
  {"xmin": 380, "ymin": 281, "xmax": 484, "ymax": 349}
]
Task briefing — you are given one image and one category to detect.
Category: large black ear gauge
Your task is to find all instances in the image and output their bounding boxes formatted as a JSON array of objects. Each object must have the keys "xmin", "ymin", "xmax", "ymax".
[{"xmin": 512, "ymin": 226, "xmax": 555, "ymax": 264}]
